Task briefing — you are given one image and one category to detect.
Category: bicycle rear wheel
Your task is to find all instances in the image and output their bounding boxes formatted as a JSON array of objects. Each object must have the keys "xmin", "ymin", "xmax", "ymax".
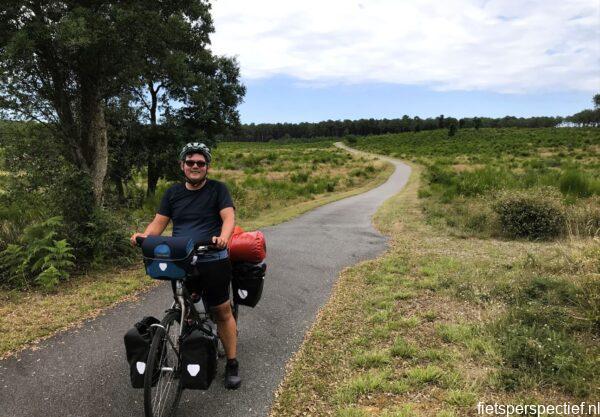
[{"xmin": 144, "ymin": 310, "xmax": 183, "ymax": 417}]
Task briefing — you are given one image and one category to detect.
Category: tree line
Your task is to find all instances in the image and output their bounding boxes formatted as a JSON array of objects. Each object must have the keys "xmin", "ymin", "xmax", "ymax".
[
  {"xmin": 224, "ymin": 94, "xmax": 600, "ymax": 142},
  {"xmin": 225, "ymin": 116, "xmax": 563, "ymax": 142}
]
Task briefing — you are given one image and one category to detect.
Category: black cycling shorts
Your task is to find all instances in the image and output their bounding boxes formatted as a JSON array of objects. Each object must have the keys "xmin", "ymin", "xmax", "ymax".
[{"xmin": 184, "ymin": 258, "xmax": 232, "ymax": 308}]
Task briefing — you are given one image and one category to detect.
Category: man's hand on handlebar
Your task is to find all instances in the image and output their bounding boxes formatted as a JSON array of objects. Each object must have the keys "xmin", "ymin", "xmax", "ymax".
[
  {"xmin": 130, "ymin": 232, "xmax": 147, "ymax": 247},
  {"xmin": 211, "ymin": 235, "xmax": 228, "ymax": 249}
]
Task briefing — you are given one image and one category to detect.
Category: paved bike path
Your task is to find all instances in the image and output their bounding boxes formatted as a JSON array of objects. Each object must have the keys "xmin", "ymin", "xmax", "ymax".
[{"xmin": 0, "ymin": 145, "xmax": 411, "ymax": 417}]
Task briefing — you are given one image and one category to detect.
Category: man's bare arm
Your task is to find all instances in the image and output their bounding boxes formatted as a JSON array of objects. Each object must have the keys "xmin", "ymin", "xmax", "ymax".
[
  {"xmin": 212, "ymin": 207, "xmax": 235, "ymax": 249},
  {"xmin": 130, "ymin": 214, "xmax": 171, "ymax": 245}
]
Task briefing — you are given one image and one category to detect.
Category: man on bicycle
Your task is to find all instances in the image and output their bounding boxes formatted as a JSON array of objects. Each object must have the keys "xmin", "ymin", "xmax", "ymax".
[{"xmin": 130, "ymin": 142, "xmax": 241, "ymax": 390}]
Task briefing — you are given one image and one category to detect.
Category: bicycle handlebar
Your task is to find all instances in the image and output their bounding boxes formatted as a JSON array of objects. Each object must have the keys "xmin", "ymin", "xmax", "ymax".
[
  {"xmin": 193, "ymin": 240, "xmax": 221, "ymax": 251},
  {"xmin": 135, "ymin": 236, "xmax": 221, "ymax": 252}
]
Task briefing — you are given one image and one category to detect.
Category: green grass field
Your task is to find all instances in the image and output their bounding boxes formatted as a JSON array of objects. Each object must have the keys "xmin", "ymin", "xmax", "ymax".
[
  {"xmin": 130, "ymin": 140, "xmax": 386, "ymax": 227},
  {"xmin": 270, "ymin": 129, "xmax": 599, "ymax": 417},
  {"xmin": 0, "ymin": 141, "xmax": 394, "ymax": 357},
  {"xmin": 349, "ymin": 128, "xmax": 600, "ymax": 239}
]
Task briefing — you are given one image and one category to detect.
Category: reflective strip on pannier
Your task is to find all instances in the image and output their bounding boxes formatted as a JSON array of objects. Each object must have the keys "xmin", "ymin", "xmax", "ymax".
[
  {"xmin": 232, "ymin": 261, "xmax": 266, "ymax": 307},
  {"xmin": 180, "ymin": 325, "xmax": 218, "ymax": 390},
  {"xmin": 124, "ymin": 316, "xmax": 160, "ymax": 388}
]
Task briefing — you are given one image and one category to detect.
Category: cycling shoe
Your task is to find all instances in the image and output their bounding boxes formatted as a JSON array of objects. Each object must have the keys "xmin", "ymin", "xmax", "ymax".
[{"xmin": 224, "ymin": 359, "xmax": 241, "ymax": 390}]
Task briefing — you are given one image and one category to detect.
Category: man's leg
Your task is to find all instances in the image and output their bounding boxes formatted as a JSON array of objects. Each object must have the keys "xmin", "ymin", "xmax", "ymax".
[
  {"xmin": 211, "ymin": 301, "xmax": 237, "ymax": 359},
  {"xmin": 211, "ymin": 301, "xmax": 241, "ymax": 389}
]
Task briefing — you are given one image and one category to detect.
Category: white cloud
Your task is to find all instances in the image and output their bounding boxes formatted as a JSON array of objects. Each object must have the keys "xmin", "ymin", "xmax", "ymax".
[{"xmin": 210, "ymin": 0, "xmax": 599, "ymax": 93}]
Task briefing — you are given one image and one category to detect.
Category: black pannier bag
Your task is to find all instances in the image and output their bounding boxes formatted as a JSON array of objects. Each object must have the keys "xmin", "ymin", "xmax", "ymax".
[
  {"xmin": 232, "ymin": 261, "xmax": 266, "ymax": 307},
  {"xmin": 141, "ymin": 236, "xmax": 195, "ymax": 280},
  {"xmin": 124, "ymin": 316, "xmax": 160, "ymax": 388},
  {"xmin": 180, "ymin": 324, "xmax": 218, "ymax": 390}
]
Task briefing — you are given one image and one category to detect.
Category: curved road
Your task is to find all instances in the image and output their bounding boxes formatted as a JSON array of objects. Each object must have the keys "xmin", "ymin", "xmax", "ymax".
[{"xmin": 0, "ymin": 145, "xmax": 410, "ymax": 417}]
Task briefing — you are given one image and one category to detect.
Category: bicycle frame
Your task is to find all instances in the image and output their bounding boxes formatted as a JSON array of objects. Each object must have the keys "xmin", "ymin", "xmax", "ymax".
[
  {"xmin": 174, "ymin": 280, "xmax": 187, "ymax": 337},
  {"xmin": 151, "ymin": 280, "xmax": 206, "ymax": 358}
]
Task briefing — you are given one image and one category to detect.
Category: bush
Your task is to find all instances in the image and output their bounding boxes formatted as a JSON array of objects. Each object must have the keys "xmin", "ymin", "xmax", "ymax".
[
  {"xmin": 493, "ymin": 189, "xmax": 565, "ymax": 240},
  {"xmin": 0, "ymin": 216, "xmax": 74, "ymax": 290},
  {"xmin": 559, "ymin": 170, "xmax": 596, "ymax": 198},
  {"xmin": 87, "ymin": 209, "xmax": 136, "ymax": 267},
  {"xmin": 427, "ymin": 163, "xmax": 454, "ymax": 186},
  {"xmin": 565, "ymin": 197, "xmax": 600, "ymax": 238},
  {"xmin": 455, "ymin": 167, "xmax": 515, "ymax": 197},
  {"xmin": 290, "ymin": 172, "xmax": 309, "ymax": 183}
]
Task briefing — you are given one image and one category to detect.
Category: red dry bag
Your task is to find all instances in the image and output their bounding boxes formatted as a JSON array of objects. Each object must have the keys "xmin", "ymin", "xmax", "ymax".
[{"xmin": 229, "ymin": 226, "xmax": 266, "ymax": 263}]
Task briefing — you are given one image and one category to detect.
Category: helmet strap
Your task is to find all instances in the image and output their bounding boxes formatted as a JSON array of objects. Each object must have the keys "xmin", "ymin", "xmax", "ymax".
[{"xmin": 184, "ymin": 175, "xmax": 207, "ymax": 187}]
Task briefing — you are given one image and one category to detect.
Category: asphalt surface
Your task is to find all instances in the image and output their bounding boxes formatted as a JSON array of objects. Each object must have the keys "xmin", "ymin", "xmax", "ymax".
[{"xmin": 0, "ymin": 144, "xmax": 411, "ymax": 417}]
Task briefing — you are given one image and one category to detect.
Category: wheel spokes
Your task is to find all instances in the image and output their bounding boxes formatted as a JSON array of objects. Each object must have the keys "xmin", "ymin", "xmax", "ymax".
[{"xmin": 151, "ymin": 321, "xmax": 181, "ymax": 417}]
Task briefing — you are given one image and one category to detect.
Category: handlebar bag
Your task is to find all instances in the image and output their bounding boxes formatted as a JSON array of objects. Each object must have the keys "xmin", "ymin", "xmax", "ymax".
[
  {"xmin": 229, "ymin": 229, "xmax": 266, "ymax": 263},
  {"xmin": 232, "ymin": 261, "xmax": 266, "ymax": 307},
  {"xmin": 180, "ymin": 325, "xmax": 218, "ymax": 390},
  {"xmin": 124, "ymin": 316, "xmax": 160, "ymax": 388},
  {"xmin": 141, "ymin": 236, "xmax": 195, "ymax": 280}
]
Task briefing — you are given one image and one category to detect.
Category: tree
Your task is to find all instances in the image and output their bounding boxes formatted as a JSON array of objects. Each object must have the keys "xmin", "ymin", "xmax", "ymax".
[
  {"xmin": 448, "ymin": 122, "xmax": 458, "ymax": 137},
  {"xmin": 593, "ymin": 93, "xmax": 600, "ymax": 110},
  {"xmin": 129, "ymin": 11, "xmax": 245, "ymax": 195},
  {"xmin": 437, "ymin": 114, "xmax": 445, "ymax": 129},
  {"xmin": 105, "ymin": 94, "xmax": 144, "ymax": 204},
  {"xmin": 0, "ymin": 1, "xmax": 243, "ymax": 203}
]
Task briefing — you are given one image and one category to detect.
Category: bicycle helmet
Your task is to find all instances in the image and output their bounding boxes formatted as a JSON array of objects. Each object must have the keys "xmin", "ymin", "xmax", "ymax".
[{"xmin": 179, "ymin": 142, "xmax": 212, "ymax": 164}]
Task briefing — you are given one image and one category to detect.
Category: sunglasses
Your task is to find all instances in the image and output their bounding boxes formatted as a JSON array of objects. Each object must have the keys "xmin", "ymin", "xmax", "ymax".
[{"xmin": 184, "ymin": 160, "xmax": 207, "ymax": 168}]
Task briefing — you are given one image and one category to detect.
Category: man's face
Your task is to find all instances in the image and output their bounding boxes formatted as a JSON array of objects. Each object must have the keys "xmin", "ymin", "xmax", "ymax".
[{"xmin": 181, "ymin": 153, "xmax": 208, "ymax": 184}]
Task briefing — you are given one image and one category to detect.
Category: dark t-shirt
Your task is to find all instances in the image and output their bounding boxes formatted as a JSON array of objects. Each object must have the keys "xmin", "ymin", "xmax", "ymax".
[{"xmin": 158, "ymin": 180, "xmax": 234, "ymax": 243}]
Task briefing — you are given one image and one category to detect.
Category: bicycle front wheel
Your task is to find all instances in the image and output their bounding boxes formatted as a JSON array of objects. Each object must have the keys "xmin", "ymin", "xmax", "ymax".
[{"xmin": 144, "ymin": 310, "xmax": 183, "ymax": 417}]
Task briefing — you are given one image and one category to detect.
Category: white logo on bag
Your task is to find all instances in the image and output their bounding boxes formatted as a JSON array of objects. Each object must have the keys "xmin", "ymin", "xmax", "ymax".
[
  {"xmin": 159, "ymin": 263, "xmax": 167, "ymax": 271},
  {"xmin": 187, "ymin": 364, "xmax": 200, "ymax": 376},
  {"xmin": 136, "ymin": 361, "xmax": 146, "ymax": 374},
  {"xmin": 238, "ymin": 289, "xmax": 248, "ymax": 299}
]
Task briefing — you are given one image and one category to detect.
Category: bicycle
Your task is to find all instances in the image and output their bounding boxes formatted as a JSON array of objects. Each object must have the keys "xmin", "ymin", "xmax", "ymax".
[{"xmin": 135, "ymin": 237, "xmax": 238, "ymax": 417}]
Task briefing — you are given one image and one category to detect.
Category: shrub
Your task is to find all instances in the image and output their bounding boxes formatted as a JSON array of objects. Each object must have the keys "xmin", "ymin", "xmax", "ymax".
[
  {"xmin": 427, "ymin": 163, "xmax": 454, "ymax": 186},
  {"xmin": 564, "ymin": 196, "xmax": 600, "ymax": 238},
  {"xmin": 559, "ymin": 170, "xmax": 593, "ymax": 198},
  {"xmin": 290, "ymin": 172, "xmax": 309, "ymax": 183},
  {"xmin": 455, "ymin": 167, "xmax": 515, "ymax": 197},
  {"xmin": 35, "ymin": 239, "xmax": 75, "ymax": 290},
  {"xmin": 87, "ymin": 209, "xmax": 136, "ymax": 267},
  {"xmin": 493, "ymin": 189, "xmax": 565, "ymax": 240},
  {"xmin": 0, "ymin": 217, "xmax": 74, "ymax": 290},
  {"xmin": 0, "ymin": 244, "xmax": 28, "ymax": 288}
]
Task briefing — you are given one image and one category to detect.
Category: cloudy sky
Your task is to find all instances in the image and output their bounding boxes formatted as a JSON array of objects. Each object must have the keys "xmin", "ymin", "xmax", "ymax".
[{"xmin": 210, "ymin": 0, "xmax": 599, "ymax": 123}]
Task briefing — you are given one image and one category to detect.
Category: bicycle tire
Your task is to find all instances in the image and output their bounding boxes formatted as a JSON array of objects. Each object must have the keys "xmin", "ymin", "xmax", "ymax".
[{"xmin": 144, "ymin": 310, "xmax": 184, "ymax": 417}]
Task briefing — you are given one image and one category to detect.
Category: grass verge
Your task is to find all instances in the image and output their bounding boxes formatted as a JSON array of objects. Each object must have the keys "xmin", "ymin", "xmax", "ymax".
[
  {"xmin": 0, "ymin": 155, "xmax": 393, "ymax": 359},
  {"xmin": 269, "ymin": 160, "xmax": 599, "ymax": 417}
]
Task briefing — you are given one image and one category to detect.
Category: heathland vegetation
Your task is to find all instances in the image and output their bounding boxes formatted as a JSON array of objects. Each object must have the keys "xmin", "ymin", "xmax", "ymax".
[
  {"xmin": 270, "ymin": 127, "xmax": 599, "ymax": 417},
  {"xmin": 0, "ymin": 135, "xmax": 382, "ymax": 292},
  {"xmin": 2, "ymin": 3, "xmax": 598, "ymax": 413},
  {"xmin": 350, "ymin": 127, "xmax": 599, "ymax": 240},
  {"xmin": 0, "ymin": 138, "xmax": 390, "ymax": 355}
]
